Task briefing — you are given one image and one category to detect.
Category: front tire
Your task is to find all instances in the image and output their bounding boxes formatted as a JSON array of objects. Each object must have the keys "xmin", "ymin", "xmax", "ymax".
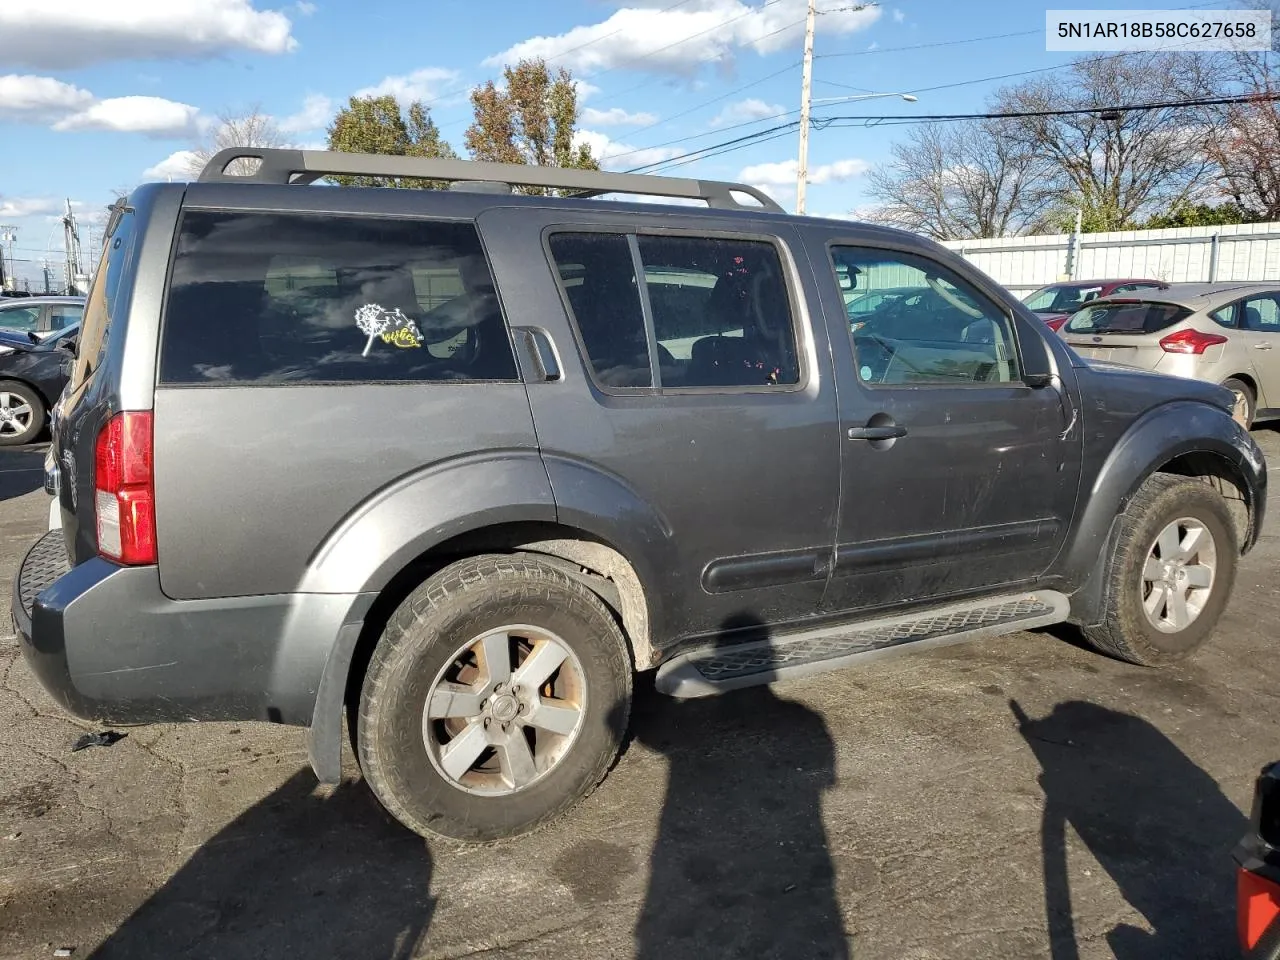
[
  {"xmin": 1082, "ymin": 474, "xmax": 1238, "ymax": 666},
  {"xmin": 1223, "ymin": 377, "xmax": 1255, "ymax": 430},
  {"xmin": 357, "ymin": 554, "xmax": 633, "ymax": 841},
  {"xmin": 0, "ymin": 381, "xmax": 45, "ymax": 446}
]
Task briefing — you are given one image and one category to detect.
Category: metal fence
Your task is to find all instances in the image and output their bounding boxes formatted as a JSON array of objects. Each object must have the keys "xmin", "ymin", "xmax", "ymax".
[{"xmin": 940, "ymin": 221, "xmax": 1280, "ymax": 296}]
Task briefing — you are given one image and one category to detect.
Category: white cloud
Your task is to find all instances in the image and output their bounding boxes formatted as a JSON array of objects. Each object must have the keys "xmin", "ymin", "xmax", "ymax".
[
  {"xmin": 711, "ymin": 97, "xmax": 787, "ymax": 126},
  {"xmin": 355, "ymin": 67, "xmax": 458, "ymax": 102},
  {"xmin": 574, "ymin": 129, "xmax": 682, "ymax": 171},
  {"xmin": 279, "ymin": 93, "xmax": 332, "ymax": 134},
  {"xmin": 867, "ymin": 40, "xmax": 879, "ymax": 51},
  {"xmin": 54, "ymin": 96, "xmax": 202, "ymax": 137},
  {"xmin": 0, "ymin": 74, "xmax": 94, "ymax": 122},
  {"xmin": 486, "ymin": 0, "xmax": 880, "ymax": 77},
  {"xmin": 0, "ymin": 0, "xmax": 297, "ymax": 70},
  {"xmin": 580, "ymin": 106, "xmax": 658, "ymax": 126},
  {"xmin": 739, "ymin": 157, "xmax": 870, "ymax": 186},
  {"xmin": 0, "ymin": 196, "xmax": 60, "ymax": 219},
  {"xmin": 573, "ymin": 79, "xmax": 602, "ymax": 102},
  {"xmin": 295, "ymin": 1, "xmax": 317, "ymax": 13},
  {"xmin": 893, "ymin": 8, "xmax": 906, "ymax": 22},
  {"xmin": 143, "ymin": 149, "xmax": 200, "ymax": 180}
]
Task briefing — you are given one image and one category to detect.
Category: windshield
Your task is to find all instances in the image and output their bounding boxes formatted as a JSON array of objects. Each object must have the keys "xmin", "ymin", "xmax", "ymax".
[
  {"xmin": 1024, "ymin": 283, "xmax": 1105, "ymax": 314},
  {"xmin": 1065, "ymin": 301, "xmax": 1190, "ymax": 335}
]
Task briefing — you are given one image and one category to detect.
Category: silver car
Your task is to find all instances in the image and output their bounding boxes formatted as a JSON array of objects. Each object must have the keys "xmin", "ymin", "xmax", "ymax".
[{"xmin": 1060, "ymin": 282, "xmax": 1280, "ymax": 428}]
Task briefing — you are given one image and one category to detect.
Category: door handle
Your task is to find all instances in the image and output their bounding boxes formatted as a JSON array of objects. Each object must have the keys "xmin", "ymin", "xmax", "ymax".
[
  {"xmin": 1254, "ymin": 343, "xmax": 1273, "ymax": 350},
  {"xmin": 847, "ymin": 425, "xmax": 907, "ymax": 441}
]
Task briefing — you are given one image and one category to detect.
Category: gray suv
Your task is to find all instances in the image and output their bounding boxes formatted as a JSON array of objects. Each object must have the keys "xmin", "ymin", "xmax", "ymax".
[{"xmin": 12, "ymin": 149, "xmax": 1268, "ymax": 842}]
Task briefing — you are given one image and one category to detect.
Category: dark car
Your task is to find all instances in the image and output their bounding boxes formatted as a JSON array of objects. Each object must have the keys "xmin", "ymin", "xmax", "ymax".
[
  {"xmin": 11, "ymin": 149, "xmax": 1267, "ymax": 843},
  {"xmin": 0, "ymin": 324, "xmax": 76, "ymax": 445},
  {"xmin": 1024, "ymin": 279, "xmax": 1168, "ymax": 330}
]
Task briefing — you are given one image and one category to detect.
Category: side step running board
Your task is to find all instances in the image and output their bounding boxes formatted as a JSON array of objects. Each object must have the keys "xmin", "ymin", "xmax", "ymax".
[{"xmin": 654, "ymin": 591, "xmax": 1069, "ymax": 698}]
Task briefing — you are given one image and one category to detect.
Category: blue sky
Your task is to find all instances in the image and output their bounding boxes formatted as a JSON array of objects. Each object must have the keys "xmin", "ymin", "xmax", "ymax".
[{"xmin": 0, "ymin": 0, "xmax": 1232, "ymax": 285}]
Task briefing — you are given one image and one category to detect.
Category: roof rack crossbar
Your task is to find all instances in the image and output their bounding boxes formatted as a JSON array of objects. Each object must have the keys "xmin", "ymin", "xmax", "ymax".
[{"xmin": 196, "ymin": 148, "xmax": 784, "ymax": 213}]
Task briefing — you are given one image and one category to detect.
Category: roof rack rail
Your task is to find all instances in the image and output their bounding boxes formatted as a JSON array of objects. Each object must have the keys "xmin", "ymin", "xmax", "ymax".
[{"xmin": 196, "ymin": 148, "xmax": 784, "ymax": 213}]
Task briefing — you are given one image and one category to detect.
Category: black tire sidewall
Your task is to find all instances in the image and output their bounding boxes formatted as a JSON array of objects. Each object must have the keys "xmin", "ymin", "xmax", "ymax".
[
  {"xmin": 360, "ymin": 564, "xmax": 631, "ymax": 841},
  {"xmin": 0, "ymin": 382, "xmax": 44, "ymax": 446},
  {"xmin": 1115, "ymin": 483, "xmax": 1237, "ymax": 661}
]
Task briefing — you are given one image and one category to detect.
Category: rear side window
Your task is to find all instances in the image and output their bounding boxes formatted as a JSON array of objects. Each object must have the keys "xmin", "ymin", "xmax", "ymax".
[
  {"xmin": 72, "ymin": 205, "xmax": 136, "ymax": 390},
  {"xmin": 547, "ymin": 230, "xmax": 801, "ymax": 391},
  {"xmin": 1065, "ymin": 301, "xmax": 1190, "ymax": 335},
  {"xmin": 50, "ymin": 304, "xmax": 83, "ymax": 330},
  {"xmin": 160, "ymin": 212, "xmax": 518, "ymax": 385}
]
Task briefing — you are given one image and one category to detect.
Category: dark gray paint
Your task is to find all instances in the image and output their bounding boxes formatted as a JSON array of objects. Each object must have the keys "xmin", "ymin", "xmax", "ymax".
[{"xmin": 154, "ymin": 384, "xmax": 542, "ymax": 598}]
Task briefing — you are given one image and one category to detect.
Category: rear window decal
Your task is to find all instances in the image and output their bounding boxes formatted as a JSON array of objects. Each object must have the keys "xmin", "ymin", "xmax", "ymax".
[{"xmin": 355, "ymin": 303, "xmax": 424, "ymax": 356}]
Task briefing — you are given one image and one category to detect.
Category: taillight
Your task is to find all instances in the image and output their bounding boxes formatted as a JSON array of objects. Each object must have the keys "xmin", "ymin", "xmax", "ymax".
[
  {"xmin": 1159, "ymin": 329, "xmax": 1228, "ymax": 355},
  {"xmin": 93, "ymin": 411, "xmax": 156, "ymax": 565},
  {"xmin": 1045, "ymin": 316, "xmax": 1068, "ymax": 332}
]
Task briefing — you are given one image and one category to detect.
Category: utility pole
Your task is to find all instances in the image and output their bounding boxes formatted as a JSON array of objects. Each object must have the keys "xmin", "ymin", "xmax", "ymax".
[
  {"xmin": 796, "ymin": 0, "xmax": 817, "ymax": 215},
  {"xmin": 0, "ymin": 225, "xmax": 16, "ymax": 291},
  {"xmin": 62, "ymin": 199, "xmax": 84, "ymax": 295}
]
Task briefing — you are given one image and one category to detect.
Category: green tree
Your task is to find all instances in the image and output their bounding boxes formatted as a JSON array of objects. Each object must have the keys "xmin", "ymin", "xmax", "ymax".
[
  {"xmin": 1142, "ymin": 202, "xmax": 1262, "ymax": 229},
  {"xmin": 325, "ymin": 95, "xmax": 458, "ymax": 188},
  {"xmin": 465, "ymin": 58, "xmax": 598, "ymax": 194}
]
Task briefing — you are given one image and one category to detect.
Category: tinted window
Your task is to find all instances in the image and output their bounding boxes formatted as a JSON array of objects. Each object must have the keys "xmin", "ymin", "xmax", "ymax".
[
  {"xmin": 1242, "ymin": 295, "xmax": 1280, "ymax": 332},
  {"xmin": 1065, "ymin": 301, "xmax": 1190, "ymax": 335},
  {"xmin": 160, "ymin": 212, "xmax": 517, "ymax": 385},
  {"xmin": 547, "ymin": 233, "xmax": 651, "ymax": 388},
  {"xmin": 638, "ymin": 235, "xmax": 799, "ymax": 388},
  {"xmin": 831, "ymin": 247, "xmax": 1021, "ymax": 385},
  {"xmin": 73, "ymin": 206, "xmax": 136, "ymax": 390},
  {"xmin": 0, "ymin": 305, "xmax": 40, "ymax": 332}
]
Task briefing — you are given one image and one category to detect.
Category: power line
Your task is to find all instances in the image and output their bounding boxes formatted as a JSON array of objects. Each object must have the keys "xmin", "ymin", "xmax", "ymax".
[
  {"xmin": 816, "ymin": 28, "xmax": 1041, "ymax": 60},
  {"xmin": 631, "ymin": 90, "xmax": 1280, "ymax": 173}
]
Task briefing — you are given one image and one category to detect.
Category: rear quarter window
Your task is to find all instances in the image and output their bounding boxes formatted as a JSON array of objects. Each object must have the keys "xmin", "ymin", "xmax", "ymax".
[
  {"xmin": 1065, "ymin": 301, "xmax": 1190, "ymax": 335},
  {"xmin": 159, "ymin": 211, "xmax": 518, "ymax": 385}
]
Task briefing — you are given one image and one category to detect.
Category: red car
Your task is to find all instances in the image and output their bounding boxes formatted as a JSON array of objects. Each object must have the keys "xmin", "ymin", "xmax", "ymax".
[{"xmin": 1023, "ymin": 278, "xmax": 1169, "ymax": 331}]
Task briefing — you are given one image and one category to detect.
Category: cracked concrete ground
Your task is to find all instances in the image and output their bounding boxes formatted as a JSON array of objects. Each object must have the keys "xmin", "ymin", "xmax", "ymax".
[{"xmin": 1, "ymin": 433, "xmax": 1278, "ymax": 960}]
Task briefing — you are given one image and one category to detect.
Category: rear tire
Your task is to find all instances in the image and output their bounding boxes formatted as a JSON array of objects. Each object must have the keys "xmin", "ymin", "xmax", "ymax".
[
  {"xmin": 1082, "ymin": 474, "xmax": 1237, "ymax": 666},
  {"xmin": 0, "ymin": 381, "xmax": 45, "ymax": 446},
  {"xmin": 1223, "ymin": 377, "xmax": 1255, "ymax": 430},
  {"xmin": 357, "ymin": 553, "xmax": 633, "ymax": 842}
]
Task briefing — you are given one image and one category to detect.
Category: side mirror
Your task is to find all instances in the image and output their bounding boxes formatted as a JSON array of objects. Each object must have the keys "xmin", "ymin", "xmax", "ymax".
[{"xmin": 58, "ymin": 337, "xmax": 77, "ymax": 352}]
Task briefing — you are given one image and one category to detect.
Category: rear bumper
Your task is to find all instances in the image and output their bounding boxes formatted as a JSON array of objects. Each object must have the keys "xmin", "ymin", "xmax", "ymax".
[{"xmin": 12, "ymin": 529, "xmax": 371, "ymax": 728}]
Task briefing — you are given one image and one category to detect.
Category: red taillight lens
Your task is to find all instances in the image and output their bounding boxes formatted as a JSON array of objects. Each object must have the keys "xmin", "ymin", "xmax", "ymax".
[
  {"xmin": 1159, "ymin": 329, "xmax": 1229, "ymax": 355},
  {"xmin": 93, "ymin": 411, "xmax": 156, "ymax": 565},
  {"xmin": 1238, "ymin": 868, "xmax": 1280, "ymax": 951},
  {"xmin": 1045, "ymin": 316, "xmax": 1068, "ymax": 332}
]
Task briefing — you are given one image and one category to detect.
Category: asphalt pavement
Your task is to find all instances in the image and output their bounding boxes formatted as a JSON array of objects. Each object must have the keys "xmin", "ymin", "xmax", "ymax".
[{"xmin": 1, "ymin": 433, "xmax": 1278, "ymax": 959}]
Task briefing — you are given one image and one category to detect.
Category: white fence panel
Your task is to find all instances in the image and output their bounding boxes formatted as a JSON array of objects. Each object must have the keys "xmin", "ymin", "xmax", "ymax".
[{"xmin": 941, "ymin": 221, "xmax": 1280, "ymax": 296}]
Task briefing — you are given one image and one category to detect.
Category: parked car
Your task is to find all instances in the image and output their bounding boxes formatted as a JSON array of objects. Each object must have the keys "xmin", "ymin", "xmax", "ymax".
[
  {"xmin": 11, "ymin": 149, "xmax": 1266, "ymax": 843},
  {"xmin": 0, "ymin": 295, "xmax": 85, "ymax": 339},
  {"xmin": 1059, "ymin": 283, "xmax": 1280, "ymax": 429},
  {"xmin": 0, "ymin": 323, "xmax": 77, "ymax": 445},
  {"xmin": 1024, "ymin": 279, "xmax": 1167, "ymax": 331}
]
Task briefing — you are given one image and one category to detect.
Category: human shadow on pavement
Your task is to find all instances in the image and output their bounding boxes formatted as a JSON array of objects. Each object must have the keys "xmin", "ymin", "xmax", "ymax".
[
  {"xmin": 633, "ymin": 614, "xmax": 850, "ymax": 960},
  {"xmin": 1013, "ymin": 699, "xmax": 1247, "ymax": 960},
  {"xmin": 90, "ymin": 769, "xmax": 433, "ymax": 960}
]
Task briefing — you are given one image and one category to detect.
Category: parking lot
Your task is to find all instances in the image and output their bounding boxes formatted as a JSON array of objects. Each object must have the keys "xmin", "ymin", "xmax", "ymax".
[{"xmin": 0, "ymin": 433, "xmax": 1275, "ymax": 960}]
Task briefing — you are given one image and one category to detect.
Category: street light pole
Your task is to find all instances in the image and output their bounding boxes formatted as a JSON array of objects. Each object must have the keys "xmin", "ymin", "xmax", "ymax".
[{"xmin": 796, "ymin": 0, "xmax": 817, "ymax": 215}]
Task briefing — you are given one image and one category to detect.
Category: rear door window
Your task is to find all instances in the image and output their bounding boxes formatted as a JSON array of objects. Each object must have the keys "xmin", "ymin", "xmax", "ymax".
[
  {"xmin": 1242, "ymin": 295, "xmax": 1280, "ymax": 332},
  {"xmin": 49, "ymin": 304, "xmax": 83, "ymax": 330},
  {"xmin": 160, "ymin": 211, "xmax": 518, "ymax": 385},
  {"xmin": 1064, "ymin": 301, "xmax": 1190, "ymax": 335}
]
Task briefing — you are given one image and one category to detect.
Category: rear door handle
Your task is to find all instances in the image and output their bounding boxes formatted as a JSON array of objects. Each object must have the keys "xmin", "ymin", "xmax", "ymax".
[
  {"xmin": 847, "ymin": 425, "xmax": 908, "ymax": 441},
  {"xmin": 1254, "ymin": 343, "xmax": 1273, "ymax": 350}
]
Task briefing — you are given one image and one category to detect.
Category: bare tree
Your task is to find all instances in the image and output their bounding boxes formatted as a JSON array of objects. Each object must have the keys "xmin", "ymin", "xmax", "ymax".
[
  {"xmin": 865, "ymin": 119, "xmax": 1056, "ymax": 239},
  {"xmin": 993, "ymin": 52, "xmax": 1223, "ymax": 231},
  {"xmin": 187, "ymin": 107, "xmax": 293, "ymax": 177},
  {"xmin": 1205, "ymin": 52, "xmax": 1280, "ymax": 219}
]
